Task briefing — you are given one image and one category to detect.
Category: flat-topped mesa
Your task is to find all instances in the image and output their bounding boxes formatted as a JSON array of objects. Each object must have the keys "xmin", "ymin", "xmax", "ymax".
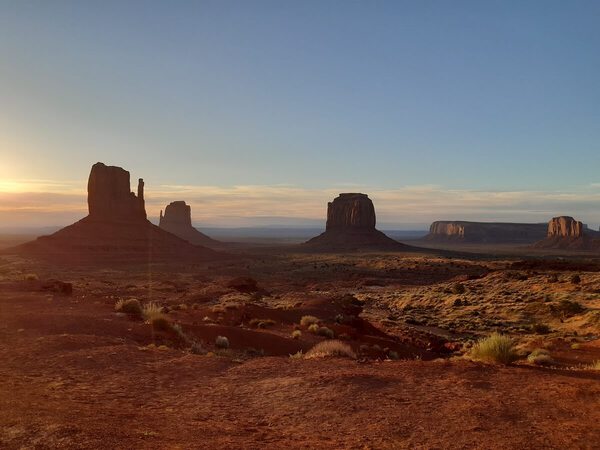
[
  {"xmin": 87, "ymin": 162, "xmax": 146, "ymax": 222},
  {"xmin": 159, "ymin": 201, "xmax": 192, "ymax": 228},
  {"xmin": 547, "ymin": 216, "xmax": 583, "ymax": 238},
  {"xmin": 158, "ymin": 201, "xmax": 221, "ymax": 248},
  {"xmin": 326, "ymin": 193, "xmax": 376, "ymax": 231},
  {"xmin": 426, "ymin": 221, "xmax": 547, "ymax": 244}
]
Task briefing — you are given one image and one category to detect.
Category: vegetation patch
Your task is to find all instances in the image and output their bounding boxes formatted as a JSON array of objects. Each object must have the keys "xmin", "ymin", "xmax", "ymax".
[
  {"xmin": 317, "ymin": 327, "xmax": 335, "ymax": 339},
  {"xmin": 469, "ymin": 333, "xmax": 518, "ymax": 365},
  {"xmin": 249, "ymin": 318, "xmax": 276, "ymax": 329},
  {"xmin": 305, "ymin": 340, "xmax": 356, "ymax": 359},
  {"xmin": 527, "ymin": 348, "xmax": 554, "ymax": 366},
  {"xmin": 215, "ymin": 335, "xmax": 230, "ymax": 349},
  {"xmin": 115, "ymin": 298, "xmax": 142, "ymax": 316},
  {"xmin": 550, "ymin": 300, "xmax": 585, "ymax": 318},
  {"xmin": 300, "ymin": 315, "xmax": 320, "ymax": 327}
]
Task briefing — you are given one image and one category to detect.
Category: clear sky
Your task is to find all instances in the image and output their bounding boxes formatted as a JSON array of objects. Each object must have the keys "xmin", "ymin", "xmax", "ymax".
[{"xmin": 1, "ymin": 1, "xmax": 599, "ymax": 229}]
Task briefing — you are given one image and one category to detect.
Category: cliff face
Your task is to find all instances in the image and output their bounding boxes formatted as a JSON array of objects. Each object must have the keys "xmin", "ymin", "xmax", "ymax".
[
  {"xmin": 306, "ymin": 193, "xmax": 406, "ymax": 250},
  {"xmin": 533, "ymin": 216, "xmax": 600, "ymax": 251},
  {"xmin": 159, "ymin": 201, "xmax": 220, "ymax": 248},
  {"xmin": 326, "ymin": 193, "xmax": 376, "ymax": 231},
  {"xmin": 87, "ymin": 162, "xmax": 146, "ymax": 222},
  {"xmin": 426, "ymin": 221, "xmax": 547, "ymax": 244},
  {"xmin": 547, "ymin": 216, "xmax": 583, "ymax": 238}
]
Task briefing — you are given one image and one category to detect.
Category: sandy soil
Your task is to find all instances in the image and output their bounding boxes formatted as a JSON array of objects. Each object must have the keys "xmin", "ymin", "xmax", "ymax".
[{"xmin": 1, "ymin": 251, "xmax": 599, "ymax": 449}]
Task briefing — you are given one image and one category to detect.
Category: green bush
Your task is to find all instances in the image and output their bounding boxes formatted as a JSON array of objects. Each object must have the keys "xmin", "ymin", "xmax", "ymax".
[
  {"xmin": 570, "ymin": 274, "xmax": 581, "ymax": 284},
  {"xmin": 470, "ymin": 333, "xmax": 517, "ymax": 365}
]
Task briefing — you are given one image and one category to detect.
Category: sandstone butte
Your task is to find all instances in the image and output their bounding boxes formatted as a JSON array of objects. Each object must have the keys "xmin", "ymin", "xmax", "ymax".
[
  {"xmin": 7, "ymin": 163, "xmax": 220, "ymax": 263},
  {"xmin": 159, "ymin": 201, "xmax": 221, "ymax": 249}
]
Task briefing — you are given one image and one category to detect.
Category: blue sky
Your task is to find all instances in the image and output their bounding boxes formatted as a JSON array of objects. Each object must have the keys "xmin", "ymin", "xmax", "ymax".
[{"xmin": 1, "ymin": 1, "xmax": 599, "ymax": 228}]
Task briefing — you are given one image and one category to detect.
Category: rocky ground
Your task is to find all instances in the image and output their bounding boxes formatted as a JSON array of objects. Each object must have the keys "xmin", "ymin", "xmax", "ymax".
[{"xmin": 1, "ymin": 251, "xmax": 599, "ymax": 449}]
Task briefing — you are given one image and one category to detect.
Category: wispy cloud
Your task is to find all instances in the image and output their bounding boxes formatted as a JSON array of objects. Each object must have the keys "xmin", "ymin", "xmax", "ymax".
[{"xmin": 1, "ymin": 179, "xmax": 599, "ymax": 229}]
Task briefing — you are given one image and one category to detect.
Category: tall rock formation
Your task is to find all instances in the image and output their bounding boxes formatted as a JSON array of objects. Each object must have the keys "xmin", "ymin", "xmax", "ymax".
[
  {"xmin": 159, "ymin": 201, "xmax": 221, "ymax": 249},
  {"xmin": 546, "ymin": 216, "xmax": 583, "ymax": 238},
  {"xmin": 534, "ymin": 216, "xmax": 600, "ymax": 251},
  {"xmin": 305, "ymin": 193, "xmax": 407, "ymax": 250},
  {"xmin": 87, "ymin": 162, "xmax": 146, "ymax": 221},
  {"xmin": 326, "ymin": 193, "xmax": 376, "ymax": 231},
  {"xmin": 7, "ymin": 163, "xmax": 221, "ymax": 263},
  {"xmin": 425, "ymin": 221, "xmax": 547, "ymax": 244}
]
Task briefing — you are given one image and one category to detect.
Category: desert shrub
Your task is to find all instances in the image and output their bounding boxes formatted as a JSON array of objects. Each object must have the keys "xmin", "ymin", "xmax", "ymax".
[
  {"xmin": 530, "ymin": 323, "xmax": 551, "ymax": 335},
  {"xmin": 387, "ymin": 350, "xmax": 400, "ymax": 360},
  {"xmin": 215, "ymin": 336, "xmax": 229, "ymax": 349},
  {"xmin": 547, "ymin": 274, "xmax": 559, "ymax": 283},
  {"xmin": 291, "ymin": 330, "xmax": 302, "ymax": 340},
  {"xmin": 300, "ymin": 315, "xmax": 320, "ymax": 327},
  {"xmin": 249, "ymin": 318, "xmax": 276, "ymax": 329},
  {"xmin": 452, "ymin": 283, "xmax": 466, "ymax": 294},
  {"xmin": 317, "ymin": 327, "xmax": 335, "ymax": 339},
  {"xmin": 24, "ymin": 273, "xmax": 39, "ymax": 281},
  {"xmin": 190, "ymin": 342, "xmax": 206, "ymax": 355},
  {"xmin": 571, "ymin": 342, "xmax": 581, "ymax": 349},
  {"xmin": 308, "ymin": 323, "xmax": 319, "ymax": 334},
  {"xmin": 142, "ymin": 302, "xmax": 164, "ymax": 321},
  {"xmin": 570, "ymin": 274, "xmax": 581, "ymax": 284},
  {"xmin": 587, "ymin": 360, "xmax": 600, "ymax": 371},
  {"xmin": 150, "ymin": 315, "xmax": 171, "ymax": 332},
  {"xmin": 470, "ymin": 333, "xmax": 518, "ymax": 365},
  {"xmin": 305, "ymin": 340, "xmax": 356, "ymax": 359},
  {"xmin": 551, "ymin": 300, "xmax": 585, "ymax": 318},
  {"xmin": 115, "ymin": 298, "xmax": 142, "ymax": 316},
  {"xmin": 527, "ymin": 348, "xmax": 554, "ymax": 366}
]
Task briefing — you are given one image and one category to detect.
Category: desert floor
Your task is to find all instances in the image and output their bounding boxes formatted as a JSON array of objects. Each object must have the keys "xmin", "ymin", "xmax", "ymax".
[{"xmin": 1, "ymin": 249, "xmax": 599, "ymax": 449}]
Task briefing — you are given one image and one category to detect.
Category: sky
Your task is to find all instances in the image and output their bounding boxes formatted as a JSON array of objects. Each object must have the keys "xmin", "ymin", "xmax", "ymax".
[{"xmin": 1, "ymin": 1, "xmax": 599, "ymax": 229}]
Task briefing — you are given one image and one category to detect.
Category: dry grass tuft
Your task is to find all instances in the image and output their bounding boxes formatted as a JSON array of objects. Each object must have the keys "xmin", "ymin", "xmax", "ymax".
[
  {"xmin": 142, "ymin": 302, "xmax": 164, "ymax": 322},
  {"xmin": 469, "ymin": 333, "xmax": 518, "ymax": 365},
  {"xmin": 300, "ymin": 315, "xmax": 320, "ymax": 327},
  {"xmin": 305, "ymin": 340, "xmax": 356, "ymax": 359},
  {"xmin": 291, "ymin": 330, "xmax": 302, "ymax": 340},
  {"xmin": 587, "ymin": 360, "xmax": 600, "ymax": 371}
]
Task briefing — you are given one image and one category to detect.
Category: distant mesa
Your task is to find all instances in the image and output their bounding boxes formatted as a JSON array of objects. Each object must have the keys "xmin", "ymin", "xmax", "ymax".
[
  {"xmin": 159, "ymin": 201, "xmax": 221, "ymax": 249},
  {"xmin": 305, "ymin": 193, "xmax": 407, "ymax": 250},
  {"xmin": 534, "ymin": 216, "xmax": 600, "ymax": 250},
  {"xmin": 7, "ymin": 162, "xmax": 221, "ymax": 263},
  {"xmin": 425, "ymin": 221, "xmax": 547, "ymax": 244}
]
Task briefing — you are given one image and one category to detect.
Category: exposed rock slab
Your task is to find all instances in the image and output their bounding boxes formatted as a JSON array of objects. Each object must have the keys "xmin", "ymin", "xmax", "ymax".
[{"xmin": 159, "ymin": 201, "xmax": 221, "ymax": 249}]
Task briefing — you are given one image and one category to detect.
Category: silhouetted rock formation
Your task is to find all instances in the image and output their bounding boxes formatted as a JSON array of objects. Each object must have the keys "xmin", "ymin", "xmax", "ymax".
[
  {"xmin": 305, "ymin": 193, "xmax": 407, "ymax": 250},
  {"xmin": 326, "ymin": 193, "xmax": 376, "ymax": 231},
  {"xmin": 88, "ymin": 162, "xmax": 146, "ymax": 222},
  {"xmin": 426, "ymin": 221, "xmax": 547, "ymax": 244},
  {"xmin": 7, "ymin": 163, "xmax": 221, "ymax": 263},
  {"xmin": 534, "ymin": 216, "xmax": 600, "ymax": 251},
  {"xmin": 159, "ymin": 201, "xmax": 221, "ymax": 248}
]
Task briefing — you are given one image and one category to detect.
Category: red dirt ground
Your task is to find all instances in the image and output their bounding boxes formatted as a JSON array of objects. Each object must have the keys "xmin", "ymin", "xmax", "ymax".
[{"xmin": 1, "ymin": 287, "xmax": 599, "ymax": 449}]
